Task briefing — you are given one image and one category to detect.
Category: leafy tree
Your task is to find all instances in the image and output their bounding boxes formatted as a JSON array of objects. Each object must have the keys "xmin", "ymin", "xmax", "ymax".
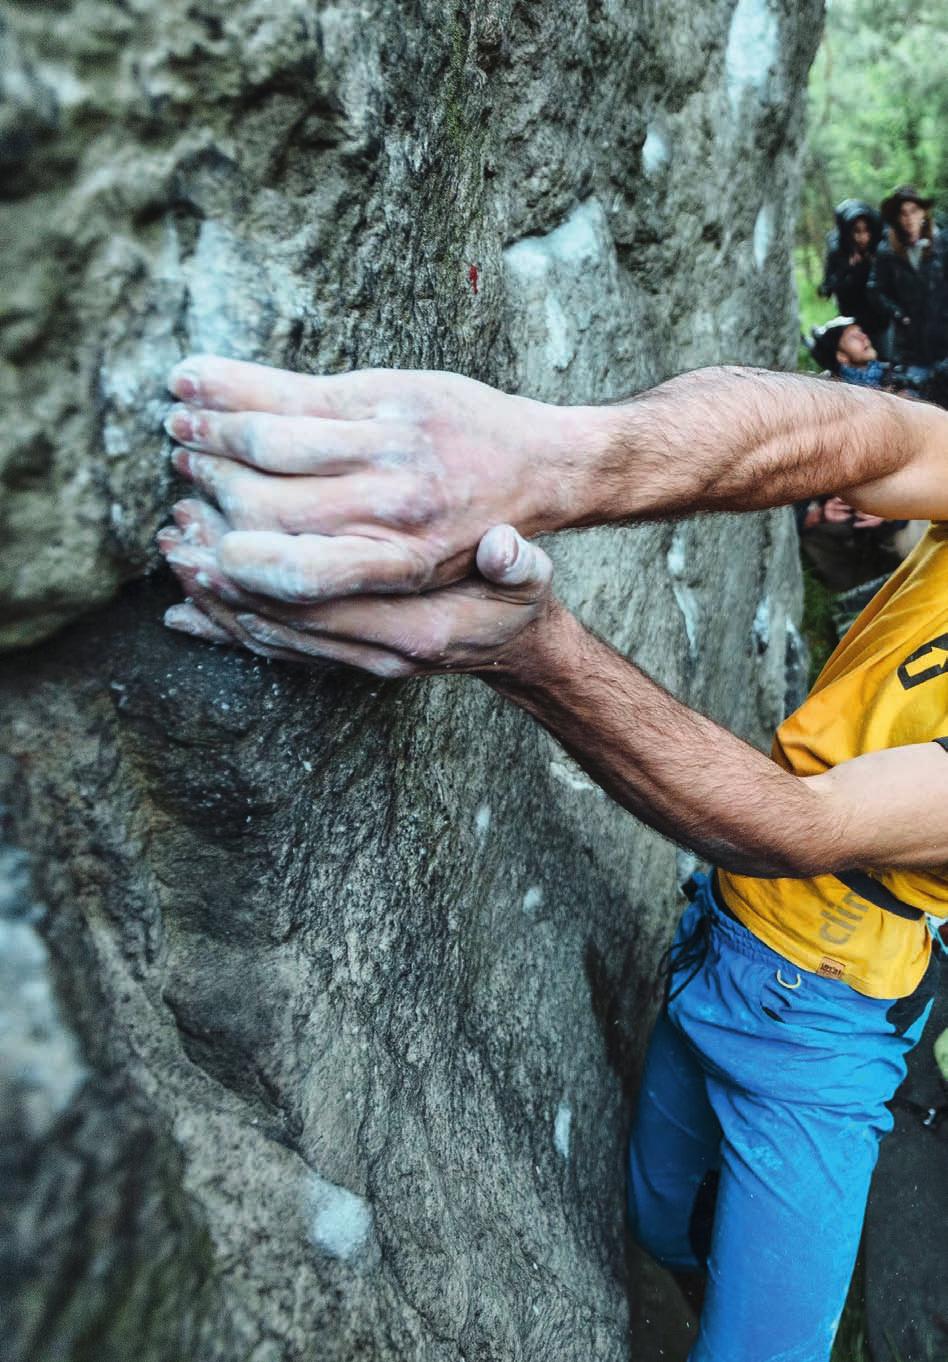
[{"xmin": 800, "ymin": 0, "xmax": 948, "ymax": 277}]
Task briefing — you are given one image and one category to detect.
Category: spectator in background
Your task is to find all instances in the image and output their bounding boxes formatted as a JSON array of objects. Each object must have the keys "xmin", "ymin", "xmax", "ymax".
[
  {"xmin": 807, "ymin": 315, "xmax": 887, "ymax": 388},
  {"xmin": 819, "ymin": 199, "xmax": 884, "ymax": 349},
  {"xmin": 868, "ymin": 185, "xmax": 948, "ymax": 375},
  {"xmin": 797, "ymin": 493, "xmax": 909, "ymax": 593},
  {"xmin": 800, "ymin": 316, "xmax": 925, "ymax": 590},
  {"xmin": 807, "ymin": 314, "xmax": 948, "ymax": 407}
]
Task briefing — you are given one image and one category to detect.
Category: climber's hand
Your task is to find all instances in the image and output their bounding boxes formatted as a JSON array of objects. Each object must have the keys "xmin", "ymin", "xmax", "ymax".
[
  {"xmin": 159, "ymin": 502, "xmax": 554, "ymax": 678},
  {"xmin": 164, "ymin": 355, "xmax": 580, "ymax": 604}
]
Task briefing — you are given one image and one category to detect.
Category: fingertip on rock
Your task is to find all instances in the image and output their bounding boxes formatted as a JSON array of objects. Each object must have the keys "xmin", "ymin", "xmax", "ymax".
[
  {"xmin": 164, "ymin": 601, "xmax": 230, "ymax": 643},
  {"xmin": 164, "ymin": 405, "xmax": 195, "ymax": 442},
  {"xmin": 171, "ymin": 446, "xmax": 194, "ymax": 478},
  {"xmin": 165, "ymin": 544, "xmax": 214, "ymax": 571},
  {"xmin": 168, "ymin": 363, "xmax": 203, "ymax": 403},
  {"xmin": 156, "ymin": 526, "xmax": 182, "ymax": 552},
  {"xmin": 163, "ymin": 602, "xmax": 203, "ymax": 634}
]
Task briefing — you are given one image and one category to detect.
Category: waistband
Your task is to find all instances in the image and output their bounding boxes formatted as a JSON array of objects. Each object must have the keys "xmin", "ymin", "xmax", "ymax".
[
  {"xmin": 686, "ymin": 871, "xmax": 941, "ymax": 1012},
  {"xmin": 684, "ymin": 871, "xmax": 795, "ymax": 970}
]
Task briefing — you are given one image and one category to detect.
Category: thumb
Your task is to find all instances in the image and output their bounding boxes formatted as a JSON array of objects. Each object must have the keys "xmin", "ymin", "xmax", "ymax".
[{"xmin": 475, "ymin": 525, "xmax": 552, "ymax": 593}]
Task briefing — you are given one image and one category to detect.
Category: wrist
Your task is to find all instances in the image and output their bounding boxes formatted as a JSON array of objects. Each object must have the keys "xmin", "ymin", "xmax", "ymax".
[
  {"xmin": 479, "ymin": 597, "xmax": 577, "ymax": 690},
  {"xmin": 520, "ymin": 401, "xmax": 627, "ymax": 534}
]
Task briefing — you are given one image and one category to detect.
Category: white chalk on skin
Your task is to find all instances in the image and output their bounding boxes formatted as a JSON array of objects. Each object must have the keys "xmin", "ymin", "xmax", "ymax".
[
  {"xmin": 164, "ymin": 603, "xmax": 230, "ymax": 642},
  {"xmin": 476, "ymin": 525, "xmax": 547, "ymax": 587}
]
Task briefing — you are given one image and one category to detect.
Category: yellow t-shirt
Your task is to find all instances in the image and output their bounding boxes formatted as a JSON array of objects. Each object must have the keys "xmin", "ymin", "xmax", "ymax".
[{"xmin": 718, "ymin": 521, "xmax": 948, "ymax": 999}]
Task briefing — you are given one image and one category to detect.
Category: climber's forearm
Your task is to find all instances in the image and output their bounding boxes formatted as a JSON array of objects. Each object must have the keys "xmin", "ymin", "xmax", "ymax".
[
  {"xmin": 163, "ymin": 355, "xmax": 948, "ymax": 607},
  {"xmin": 485, "ymin": 602, "xmax": 843, "ymax": 879},
  {"xmin": 555, "ymin": 365, "xmax": 948, "ymax": 527}
]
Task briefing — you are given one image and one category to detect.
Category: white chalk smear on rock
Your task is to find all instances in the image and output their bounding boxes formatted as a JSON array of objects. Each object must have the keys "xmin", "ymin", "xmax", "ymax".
[{"xmin": 306, "ymin": 1173, "xmax": 374, "ymax": 1261}]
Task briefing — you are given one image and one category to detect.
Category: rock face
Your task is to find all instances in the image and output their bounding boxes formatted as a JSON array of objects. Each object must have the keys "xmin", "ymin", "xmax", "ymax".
[{"xmin": 0, "ymin": 2, "xmax": 821, "ymax": 1359}]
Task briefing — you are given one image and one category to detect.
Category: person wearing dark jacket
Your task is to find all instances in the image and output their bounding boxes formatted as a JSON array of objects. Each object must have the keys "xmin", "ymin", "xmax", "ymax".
[
  {"xmin": 868, "ymin": 185, "xmax": 948, "ymax": 371},
  {"xmin": 819, "ymin": 199, "xmax": 884, "ymax": 346}
]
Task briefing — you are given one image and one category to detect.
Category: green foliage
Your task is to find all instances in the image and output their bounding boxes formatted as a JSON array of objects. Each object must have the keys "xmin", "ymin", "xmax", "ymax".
[
  {"xmin": 799, "ymin": 0, "xmax": 948, "ymax": 268},
  {"xmin": 796, "ymin": 246, "xmax": 838, "ymax": 368},
  {"xmin": 801, "ymin": 565, "xmax": 839, "ymax": 684}
]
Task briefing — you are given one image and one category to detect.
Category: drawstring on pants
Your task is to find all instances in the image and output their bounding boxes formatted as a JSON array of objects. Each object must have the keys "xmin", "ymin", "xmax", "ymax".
[{"xmin": 657, "ymin": 876, "xmax": 713, "ymax": 1005}]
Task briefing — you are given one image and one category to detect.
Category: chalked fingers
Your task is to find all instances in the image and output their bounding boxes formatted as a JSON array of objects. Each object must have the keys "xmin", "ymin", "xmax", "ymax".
[
  {"xmin": 164, "ymin": 585, "xmax": 303, "ymax": 664},
  {"xmin": 171, "ymin": 447, "xmax": 432, "ymax": 536},
  {"xmin": 170, "ymin": 497, "xmax": 230, "ymax": 546},
  {"xmin": 235, "ymin": 614, "xmax": 418, "ymax": 678},
  {"xmin": 165, "ymin": 407, "xmax": 393, "ymax": 474},
  {"xmin": 217, "ymin": 530, "xmax": 437, "ymax": 603},
  {"xmin": 171, "ymin": 449, "xmax": 310, "ymax": 530},
  {"xmin": 161, "ymin": 543, "xmax": 255, "ymax": 610},
  {"xmin": 167, "ymin": 355, "xmax": 383, "ymax": 419},
  {"xmin": 163, "ymin": 601, "xmax": 232, "ymax": 643}
]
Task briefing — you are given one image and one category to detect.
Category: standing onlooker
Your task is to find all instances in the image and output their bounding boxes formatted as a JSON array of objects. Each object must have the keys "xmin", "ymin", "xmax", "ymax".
[
  {"xmin": 868, "ymin": 185, "xmax": 948, "ymax": 371},
  {"xmin": 819, "ymin": 199, "xmax": 884, "ymax": 348}
]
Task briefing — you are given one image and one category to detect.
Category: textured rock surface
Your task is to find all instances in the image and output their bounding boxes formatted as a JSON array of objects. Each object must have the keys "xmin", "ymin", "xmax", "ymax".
[
  {"xmin": 0, "ymin": 1, "xmax": 820, "ymax": 1358},
  {"xmin": 0, "ymin": 830, "xmax": 224, "ymax": 1361}
]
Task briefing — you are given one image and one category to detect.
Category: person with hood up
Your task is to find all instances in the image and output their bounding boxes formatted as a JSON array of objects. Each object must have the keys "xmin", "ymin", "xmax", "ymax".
[
  {"xmin": 868, "ymin": 185, "xmax": 948, "ymax": 374},
  {"xmin": 819, "ymin": 199, "xmax": 884, "ymax": 347}
]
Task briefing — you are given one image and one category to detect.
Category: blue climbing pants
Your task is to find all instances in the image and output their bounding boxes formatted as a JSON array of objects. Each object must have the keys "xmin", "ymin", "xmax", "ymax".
[{"xmin": 628, "ymin": 874, "xmax": 935, "ymax": 1362}]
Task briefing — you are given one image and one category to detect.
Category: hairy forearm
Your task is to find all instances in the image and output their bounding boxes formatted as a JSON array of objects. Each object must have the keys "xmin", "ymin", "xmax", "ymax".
[
  {"xmin": 485, "ymin": 603, "xmax": 842, "ymax": 878},
  {"xmin": 553, "ymin": 365, "xmax": 947, "ymax": 527}
]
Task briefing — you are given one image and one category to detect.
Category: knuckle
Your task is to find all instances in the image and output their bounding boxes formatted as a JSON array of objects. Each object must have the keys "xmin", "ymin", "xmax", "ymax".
[
  {"xmin": 393, "ymin": 477, "xmax": 446, "ymax": 528},
  {"xmin": 188, "ymin": 452, "xmax": 215, "ymax": 488},
  {"xmin": 397, "ymin": 542, "xmax": 437, "ymax": 591},
  {"xmin": 381, "ymin": 421, "xmax": 429, "ymax": 463},
  {"xmin": 215, "ymin": 482, "xmax": 245, "ymax": 524},
  {"xmin": 416, "ymin": 618, "xmax": 451, "ymax": 659},
  {"xmin": 192, "ymin": 455, "xmax": 230, "ymax": 507},
  {"xmin": 275, "ymin": 498, "xmax": 316, "ymax": 535}
]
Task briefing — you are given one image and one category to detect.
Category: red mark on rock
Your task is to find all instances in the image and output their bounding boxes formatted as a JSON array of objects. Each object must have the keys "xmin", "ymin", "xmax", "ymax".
[{"xmin": 468, "ymin": 263, "xmax": 479, "ymax": 295}]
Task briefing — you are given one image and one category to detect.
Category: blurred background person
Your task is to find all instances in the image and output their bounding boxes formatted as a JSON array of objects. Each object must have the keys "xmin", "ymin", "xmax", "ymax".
[
  {"xmin": 819, "ymin": 199, "xmax": 885, "ymax": 350},
  {"xmin": 797, "ymin": 493, "xmax": 911, "ymax": 593},
  {"xmin": 799, "ymin": 316, "xmax": 927, "ymax": 592},
  {"xmin": 807, "ymin": 315, "xmax": 886, "ymax": 387},
  {"xmin": 808, "ymin": 311, "xmax": 948, "ymax": 410},
  {"xmin": 868, "ymin": 185, "xmax": 948, "ymax": 378}
]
